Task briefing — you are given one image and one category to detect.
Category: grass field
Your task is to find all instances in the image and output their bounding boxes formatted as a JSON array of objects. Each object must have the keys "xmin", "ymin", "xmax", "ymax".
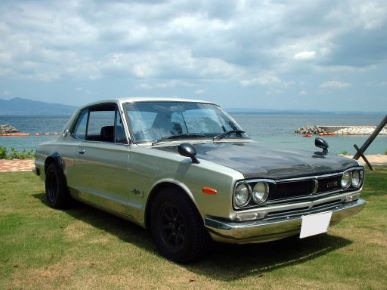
[{"xmin": 0, "ymin": 168, "xmax": 386, "ymax": 289}]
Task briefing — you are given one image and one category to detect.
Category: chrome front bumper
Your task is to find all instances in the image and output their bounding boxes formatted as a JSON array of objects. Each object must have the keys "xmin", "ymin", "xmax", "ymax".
[{"xmin": 205, "ymin": 198, "xmax": 366, "ymax": 244}]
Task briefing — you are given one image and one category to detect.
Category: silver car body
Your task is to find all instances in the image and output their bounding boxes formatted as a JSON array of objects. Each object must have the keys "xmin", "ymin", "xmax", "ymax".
[{"xmin": 35, "ymin": 97, "xmax": 366, "ymax": 244}]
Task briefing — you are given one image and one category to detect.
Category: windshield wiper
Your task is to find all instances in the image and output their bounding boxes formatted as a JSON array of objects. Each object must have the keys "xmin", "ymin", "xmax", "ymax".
[
  {"xmin": 152, "ymin": 134, "xmax": 207, "ymax": 145},
  {"xmin": 213, "ymin": 130, "xmax": 246, "ymax": 141}
]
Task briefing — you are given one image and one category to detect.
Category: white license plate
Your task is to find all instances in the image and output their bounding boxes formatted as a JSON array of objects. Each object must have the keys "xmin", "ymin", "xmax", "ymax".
[{"xmin": 300, "ymin": 211, "xmax": 332, "ymax": 239}]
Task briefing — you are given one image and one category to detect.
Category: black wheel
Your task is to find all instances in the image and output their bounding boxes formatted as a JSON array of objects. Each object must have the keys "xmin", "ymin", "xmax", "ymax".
[
  {"xmin": 45, "ymin": 162, "xmax": 71, "ymax": 208},
  {"xmin": 150, "ymin": 188, "xmax": 210, "ymax": 263}
]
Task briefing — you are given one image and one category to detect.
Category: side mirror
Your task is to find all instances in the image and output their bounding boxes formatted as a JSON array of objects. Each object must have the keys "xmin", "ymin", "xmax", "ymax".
[
  {"xmin": 315, "ymin": 137, "xmax": 329, "ymax": 154},
  {"xmin": 178, "ymin": 143, "xmax": 199, "ymax": 164}
]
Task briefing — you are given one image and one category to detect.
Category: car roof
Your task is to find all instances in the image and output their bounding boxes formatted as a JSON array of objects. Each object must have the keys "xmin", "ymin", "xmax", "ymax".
[{"xmin": 81, "ymin": 97, "xmax": 215, "ymax": 109}]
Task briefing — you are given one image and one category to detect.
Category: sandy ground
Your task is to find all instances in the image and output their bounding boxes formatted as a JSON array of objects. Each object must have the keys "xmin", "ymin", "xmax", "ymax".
[
  {"xmin": 0, "ymin": 159, "xmax": 35, "ymax": 172},
  {"xmin": 341, "ymin": 154, "xmax": 387, "ymax": 166},
  {"xmin": 1, "ymin": 156, "xmax": 387, "ymax": 173}
]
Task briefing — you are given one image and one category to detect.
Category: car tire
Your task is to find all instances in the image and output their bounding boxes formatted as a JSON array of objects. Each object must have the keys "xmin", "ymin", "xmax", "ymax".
[
  {"xmin": 45, "ymin": 162, "xmax": 71, "ymax": 209},
  {"xmin": 150, "ymin": 188, "xmax": 210, "ymax": 263}
]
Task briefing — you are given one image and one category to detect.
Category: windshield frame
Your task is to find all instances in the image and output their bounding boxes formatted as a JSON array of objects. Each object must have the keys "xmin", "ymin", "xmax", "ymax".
[{"xmin": 122, "ymin": 101, "xmax": 248, "ymax": 145}]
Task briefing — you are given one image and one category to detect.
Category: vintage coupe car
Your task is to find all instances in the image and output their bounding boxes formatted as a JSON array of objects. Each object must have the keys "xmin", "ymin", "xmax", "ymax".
[{"xmin": 35, "ymin": 98, "xmax": 366, "ymax": 263}]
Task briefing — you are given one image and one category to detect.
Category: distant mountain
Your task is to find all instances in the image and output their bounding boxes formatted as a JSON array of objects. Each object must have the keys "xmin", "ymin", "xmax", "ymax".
[{"xmin": 0, "ymin": 97, "xmax": 76, "ymax": 115}]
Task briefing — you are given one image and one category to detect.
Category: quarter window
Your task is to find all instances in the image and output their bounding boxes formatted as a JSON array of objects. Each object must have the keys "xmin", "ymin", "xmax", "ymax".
[{"xmin": 72, "ymin": 109, "xmax": 88, "ymax": 140}]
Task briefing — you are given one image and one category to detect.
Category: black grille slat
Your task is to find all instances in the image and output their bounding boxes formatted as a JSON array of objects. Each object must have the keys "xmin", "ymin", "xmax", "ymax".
[{"xmin": 269, "ymin": 180, "xmax": 315, "ymax": 201}]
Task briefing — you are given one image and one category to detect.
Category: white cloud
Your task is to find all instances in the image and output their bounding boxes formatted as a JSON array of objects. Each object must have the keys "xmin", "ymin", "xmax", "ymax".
[
  {"xmin": 367, "ymin": 80, "xmax": 387, "ymax": 87},
  {"xmin": 0, "ymin": 0, "xmax": 386, "ymax": 111},
  {"xmin": 294, "ymin": 51, "xmax": 316, "ymax": 61},
  {"xmin": 240, "ymin": 73, "xmax": 282, "ymax": 87},
  {"xmin": 319, "ymin": 80, "xmax": 352, "ymax": 89}
]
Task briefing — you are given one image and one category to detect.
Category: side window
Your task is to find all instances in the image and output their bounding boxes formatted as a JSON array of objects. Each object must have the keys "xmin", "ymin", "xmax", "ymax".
[
  {"xmin": 72, "ymin": 106, "xmax": 127, "ymax": 144},
  {"xmin": 72, "ymin": 109, "xmax": 88, "ymax": 140},
  {"xmin": 87, "ymin": 110, "xmax": 115, "ymax": 142}
]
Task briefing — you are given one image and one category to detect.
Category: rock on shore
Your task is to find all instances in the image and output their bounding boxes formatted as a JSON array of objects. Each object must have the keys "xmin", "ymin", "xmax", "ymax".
[
  {"xmin": 295, "ymin": 126, "xmax": 326, "ymax": 135},
  {"xmin": 335, "ymin": 127, "xmax": 387, "ymax": 135},
  {"xmin": 295, "ymin": 125, "xmax": 387, "ymax": 135},
  {"xmin": 0, "ymin": 124, "xmax": 19, "ymax": 134}
]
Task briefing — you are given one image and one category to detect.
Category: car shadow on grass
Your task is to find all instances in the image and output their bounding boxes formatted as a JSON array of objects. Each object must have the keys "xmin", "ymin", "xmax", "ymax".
[
  {"xmin": 188, "ymin": 234, "xmax": 351, "ymax": 281},
  {"xmin": 33, "ymin": 192, "xmax": 352, "ymax": 282}
]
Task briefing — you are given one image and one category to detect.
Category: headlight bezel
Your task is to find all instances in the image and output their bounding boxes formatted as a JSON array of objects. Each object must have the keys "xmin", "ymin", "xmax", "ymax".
[
  {"xmin": 350, "ymin": 169, "xmax": 364, "ymax": 188},
  {"xmin": 233, "ymin": 179, "xmax": 273, "ymax": 209},
  {"xmin": 341, "ymin": 171, "xmax": 352, "ymax": 189},
  {"xmin": 342, "ymin": 168, "xmax": 364, "ymax": 189},
  {"xmin": 233, "ymin": 183, "xmax": 251, "ymax": 208},
  {"xmin": 252, "ymin": 182, "xmax": 269, "ymax": 204}
]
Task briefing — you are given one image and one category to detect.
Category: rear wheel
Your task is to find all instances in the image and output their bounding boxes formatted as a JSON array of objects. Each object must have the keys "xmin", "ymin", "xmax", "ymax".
[
  {"xmin": 150, "ymin": 188, "xmax": 210, "ymax": 263},
  {"xmin": 45, "ymin": 162, "xmax": 71, "ymax": 208}
]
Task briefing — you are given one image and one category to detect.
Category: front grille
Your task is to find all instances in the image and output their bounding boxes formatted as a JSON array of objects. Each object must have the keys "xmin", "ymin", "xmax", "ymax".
[
  {"xmin": 268, "ymin": 173, "xmax": 343, "ymax": 202},
  {"xmin": 268, "ymin": 180, "xmax": 315, "ymax": 201},
  {"xmin": 317, "ymin": 176, "xmax": 341, "ymax": 193}
]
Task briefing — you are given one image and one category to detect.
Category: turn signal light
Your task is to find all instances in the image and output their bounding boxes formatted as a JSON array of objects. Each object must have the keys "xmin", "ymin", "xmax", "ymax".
[{"xmin": 202, "ymin": 187, "xmax": 217, "ymax": 195}]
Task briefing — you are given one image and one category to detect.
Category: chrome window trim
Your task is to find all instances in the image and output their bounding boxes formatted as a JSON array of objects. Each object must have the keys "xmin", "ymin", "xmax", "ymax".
[{"xmin": 68, "ymin": 102, "xmax": 131, "ymax": 145}]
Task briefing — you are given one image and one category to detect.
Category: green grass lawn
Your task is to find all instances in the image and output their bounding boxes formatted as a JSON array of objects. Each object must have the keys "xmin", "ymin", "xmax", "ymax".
[{"xmin": 0, "ymin": 168, "xmax": 386, "ymax": 289}]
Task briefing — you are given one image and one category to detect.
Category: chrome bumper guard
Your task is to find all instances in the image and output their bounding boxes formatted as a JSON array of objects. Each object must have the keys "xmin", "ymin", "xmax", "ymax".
[{"xmin": 205, "ymin": 198, "xmax": 366, "ymax": 244}]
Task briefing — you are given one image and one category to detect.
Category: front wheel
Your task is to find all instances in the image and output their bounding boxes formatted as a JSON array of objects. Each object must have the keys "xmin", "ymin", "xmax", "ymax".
[
  {"xmin": 150, "ymin": 188, "xmax": 210, "ymax": 263},
  {"xmin": 45, "ymin": 162, "xmax": 71, "ymax": 208}
]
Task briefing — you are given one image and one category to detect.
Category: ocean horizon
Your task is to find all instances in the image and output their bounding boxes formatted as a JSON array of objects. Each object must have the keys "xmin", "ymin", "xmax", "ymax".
[{"xmin": 0, "ymin": 113, "xmax": 386, "ymax": 155}]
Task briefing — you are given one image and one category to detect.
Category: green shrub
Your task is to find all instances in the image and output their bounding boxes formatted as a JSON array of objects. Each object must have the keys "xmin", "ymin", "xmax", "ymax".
[
  {"xmin": 339, "ymin": 150, "xmax": 349, "ymax": 155},
  {"xmin": 0, "ymin": 147, "xmax": 35, "ymax": 159},
  {"xmin": 0, "ymin": 146, "xmax": 7, "ymax": 159}
]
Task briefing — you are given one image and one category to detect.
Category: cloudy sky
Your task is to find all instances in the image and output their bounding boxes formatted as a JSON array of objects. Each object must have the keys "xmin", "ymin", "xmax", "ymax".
[{"xmin": 0, "ymin": 0, "xmax": 386, "ymax": 111}]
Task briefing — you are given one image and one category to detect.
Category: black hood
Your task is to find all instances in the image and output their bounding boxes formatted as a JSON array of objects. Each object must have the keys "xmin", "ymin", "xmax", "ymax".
[{"xmin": 154, "ymin": 141, "xmax": 359, "ymax": 179}]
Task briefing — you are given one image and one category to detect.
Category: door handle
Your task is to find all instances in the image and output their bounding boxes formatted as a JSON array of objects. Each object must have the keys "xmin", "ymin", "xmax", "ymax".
[{"xmin": 78, "ymin": 149, "xmax": 86, "ymax": 155}]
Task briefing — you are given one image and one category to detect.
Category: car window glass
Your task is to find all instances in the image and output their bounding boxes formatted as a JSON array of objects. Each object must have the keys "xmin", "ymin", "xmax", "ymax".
[
  {"xmin": 170, "ymin": 112, "xmax": 188, "ymax": 135},
  {"xmin": 182, "ymin": 109, "xmax": 224, "ymax": 134},
  {"xmin": 124, "ymin": 102, "xmax": 245, "ymax": 143},
  {"xmin": 114, "ymin": 111, "xmax": 127, "ymax": 144},
  {"xmin": 87, "ymin": 110, "xmax": 115, "ymax": 142},
  {"xmin": 72, "ymin": 110, "xmax": 88, "ymax": 139},
  {"xmin": 127, "ymin": 111, "xmax": 157, "ymax": 141}
]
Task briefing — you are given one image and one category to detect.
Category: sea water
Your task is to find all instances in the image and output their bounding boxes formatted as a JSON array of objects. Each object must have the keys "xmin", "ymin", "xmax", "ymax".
[{"xmin": 0, "ymin": 113, "xmax": 386, "ymax": 155}]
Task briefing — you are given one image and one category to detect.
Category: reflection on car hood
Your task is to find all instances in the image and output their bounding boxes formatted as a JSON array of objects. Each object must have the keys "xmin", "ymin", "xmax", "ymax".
[{"xmin": 154, "ymin": 141, "xmax": 359, "ymax": 179}]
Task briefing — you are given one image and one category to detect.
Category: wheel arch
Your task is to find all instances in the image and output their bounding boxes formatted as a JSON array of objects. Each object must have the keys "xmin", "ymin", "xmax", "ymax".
[
  {"xmin": 145, "ymin": 179, "xmax": 200, "ymax": 229},
  {"xmin": 44, "ymin": 152, "xmax": 65, "ymax": 174}
]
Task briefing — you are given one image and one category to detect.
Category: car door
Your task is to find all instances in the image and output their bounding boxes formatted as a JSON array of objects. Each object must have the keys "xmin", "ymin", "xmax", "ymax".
[{"xmin": 70, "ymin": 104, "xmax": 134, "ymax": 217}]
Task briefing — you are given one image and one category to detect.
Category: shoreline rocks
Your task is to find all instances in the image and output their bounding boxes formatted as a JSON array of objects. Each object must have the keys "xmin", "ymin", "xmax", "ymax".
[
  {"xmin": 0, "ymin": 124, "xmax": 19, "ymax": 134},
  {"xmin": 295, "ymin": 125, "xmax": 387, "ymax": 135},
  {"xmin": 295, "ymin": 126, "xmax": 326, "ymax": 135}
]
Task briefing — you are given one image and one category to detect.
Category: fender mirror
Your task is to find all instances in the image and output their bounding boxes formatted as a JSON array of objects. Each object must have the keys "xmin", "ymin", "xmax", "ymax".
[
  {"xmin": 178, "ymin": 143, "xmax": 199, "ymax": 164},
  {"xmin": 315, "ymin": 137, "xmax": 329, "ymax": 155}
]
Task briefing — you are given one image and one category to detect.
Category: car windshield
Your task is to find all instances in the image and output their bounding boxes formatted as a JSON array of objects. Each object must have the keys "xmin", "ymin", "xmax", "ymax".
[{"xmin": 123, "ymin": 101, "xmax": 247, "ymax": 143}]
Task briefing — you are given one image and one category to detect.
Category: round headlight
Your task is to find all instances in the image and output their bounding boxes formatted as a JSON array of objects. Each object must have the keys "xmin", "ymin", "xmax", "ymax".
[
  {"xmin": 351, "ymin": 170, "xmax": 362, "ymax": 188},
  {"xmin": 341, "ymin": 171, "xmax": 351, "ymax": 188},
  {"xmin": 234, "ymin": 183, "xmax": 251, "ymax": 207},
  {"xmin": 252, "ymin": 182, "xmax": 269, "ymax": 204}
]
